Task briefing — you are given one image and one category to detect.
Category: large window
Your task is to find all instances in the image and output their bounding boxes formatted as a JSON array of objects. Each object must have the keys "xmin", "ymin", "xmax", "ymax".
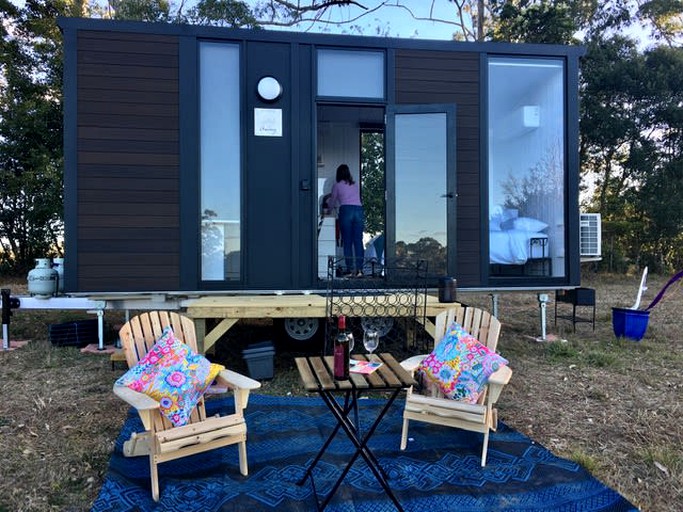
[
  {"xmin": 317, "ymin": 49, "xmax": 384, "ymax": 99},
  {"xmin": 488, "ymin": 57, "xmax": 566, "ymax": 278},
  {"xmin": 199, "ymin": 42, "xmax": 241, "ymax": 281}
]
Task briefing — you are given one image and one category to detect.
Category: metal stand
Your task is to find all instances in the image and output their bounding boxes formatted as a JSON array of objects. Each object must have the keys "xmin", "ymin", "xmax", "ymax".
[
  {"xmin": 536, "ymin": 293, "xmax": 549, "ymax": 342},
  {"xmin": 1, "ymin": 291, "xmax": 107, "ymax": 349},
  {"xmin": 2, "ymin": 289, "xmax": 10, "ymax": 350},
  {"xmin": 325, "ymin": 257, "xmax": 429, "ymax": 354},
  {"xmin": 298, "ymin": 388, "xmax": 404, "ymax": 511},
  {"xmin": 91, "ymin": 309, "xmax": 105, "ymax": 350},
  {"xmin": 555, "ymin": 288, "xmax": 596, "ymax": 331},
  {"xmin": 1, "ymin": 289, "xmax": 20, "ymax": 350},
  {"xmin": 489, "ymin": 293, "xmax": 499, "ymax": 318}
]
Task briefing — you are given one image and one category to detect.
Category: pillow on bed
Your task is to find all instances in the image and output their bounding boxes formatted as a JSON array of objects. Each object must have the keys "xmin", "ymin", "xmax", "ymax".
[
  {"xmin": 499, "ymin": 218, "xmax": 515, "ymax": 230},
  {"xmin": 417, "ymin": 322, "xmax": 508, "ymax": 403},
  {"xmin": 492, "ymin": 208, "xmax": 518, "ymax": 230},
  {"xmin": 501, "ymin": 208, "xmax": 518, "ymax": 221},
  {"xmin": 513, "ymin": 217, "xmax": 548, "ymax": 232},
  {"xmin": 116, "ymin": 326, "xmax": 224, "ymax": 427}
]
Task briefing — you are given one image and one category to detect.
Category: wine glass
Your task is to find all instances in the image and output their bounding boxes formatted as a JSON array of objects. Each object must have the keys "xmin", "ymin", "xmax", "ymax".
[{"xmin": 363, "ymin": 329, "xmax": 379, "ymax": 355}]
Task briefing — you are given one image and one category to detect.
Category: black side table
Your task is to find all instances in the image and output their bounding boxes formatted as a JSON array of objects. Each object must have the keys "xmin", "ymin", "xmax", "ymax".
[
  {"xmin": 295, "ymin": 353, "xmax": 415, "ymax": 511},
  {"xmin": 555, "ymin": 287, "xmax": 596, "ymax": 331}
]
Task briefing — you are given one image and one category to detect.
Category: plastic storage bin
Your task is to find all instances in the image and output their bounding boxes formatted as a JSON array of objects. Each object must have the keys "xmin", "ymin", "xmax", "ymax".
[{"xmin": 242, "ymin": 341, "xmax": 276, "ymax": 380}]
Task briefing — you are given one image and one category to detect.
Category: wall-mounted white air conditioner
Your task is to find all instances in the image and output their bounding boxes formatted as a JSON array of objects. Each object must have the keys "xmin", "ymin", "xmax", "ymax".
[{"xmin": 580, "ymin": 213, "xmax": 601, "ymax": 257}]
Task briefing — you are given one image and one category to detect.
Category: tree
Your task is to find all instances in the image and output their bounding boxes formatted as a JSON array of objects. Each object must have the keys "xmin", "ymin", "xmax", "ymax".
[
  {"xmin": 96, "ymin": 0, "xmax": 376, "ymax": 28},
  {"xmin": 638, "ymin": 0, "xmax": 683, "ymax": 46},
  {"xmin": 489, "ymin": 0, "xmax": 596, "ymax": 44},
  {"xmin": 104, "ymin": 0, "xmax": 173, "ymax": 22},
  {"xmin": 626, "ymin": 45, "xmax": 683, "ymax": 270},
  {"xmin": 580, "ymin": 33, "xmax": 683, "ymax": 272},
  {"xmin": 360, "ymin": 131, "xmax": 384, "ymax": 236},
  {"xmin": 0, "ymin": 0, "xmax": 75, "ymax": 273},
  {"xmin": 187, "ymin": 0, "xmax": 260, "ymax": 27}
]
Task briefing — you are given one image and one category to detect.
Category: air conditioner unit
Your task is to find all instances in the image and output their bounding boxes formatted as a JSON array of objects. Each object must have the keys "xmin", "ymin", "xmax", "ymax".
[{"xmin": 580, "ymin": 213, "xmax": 601, "ymax": 257}]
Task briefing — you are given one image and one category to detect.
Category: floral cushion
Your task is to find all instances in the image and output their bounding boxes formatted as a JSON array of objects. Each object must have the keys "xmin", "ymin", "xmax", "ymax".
[
  {"xmin": 417, "ymin": 322, "xmax": 508, "ymax": 403},
  {"xmin": 116, "ymin": 326, "xmax": 224, "ymax": 427}
]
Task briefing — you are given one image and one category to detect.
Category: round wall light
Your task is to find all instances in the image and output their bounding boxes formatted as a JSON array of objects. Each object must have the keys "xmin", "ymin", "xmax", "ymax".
[{"xmin": 257, "ymin": 76, "xmax": 282, "ymax": 102}]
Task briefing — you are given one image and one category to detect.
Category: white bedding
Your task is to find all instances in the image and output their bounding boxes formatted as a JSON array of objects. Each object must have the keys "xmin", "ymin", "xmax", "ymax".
[{"xmin": 490, "ymin": 230, "xmax": 548, "ymax": 265}]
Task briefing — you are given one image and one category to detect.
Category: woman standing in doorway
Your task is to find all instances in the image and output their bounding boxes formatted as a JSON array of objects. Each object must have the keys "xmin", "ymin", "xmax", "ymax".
[{"xmin": 329, "ymin": 164, "xmax": 364, "ymax": 277}]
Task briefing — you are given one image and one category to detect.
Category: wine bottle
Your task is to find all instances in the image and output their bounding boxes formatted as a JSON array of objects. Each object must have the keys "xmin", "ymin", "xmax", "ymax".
[{"xmin": 333, "ymin": 315, "xmax": 350, "ymax": 380}]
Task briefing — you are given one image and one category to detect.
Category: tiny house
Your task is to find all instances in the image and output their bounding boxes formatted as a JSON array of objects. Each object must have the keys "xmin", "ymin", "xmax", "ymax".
[{"xmin": 58, "ymin": 17, "xmax": 585, "ymax": 294}]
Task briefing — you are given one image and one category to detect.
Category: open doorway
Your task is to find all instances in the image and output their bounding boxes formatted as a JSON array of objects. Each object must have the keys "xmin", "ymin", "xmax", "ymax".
[{"xmin": 316, "ymin": 105, "xmax": 384, "ymax": 279}]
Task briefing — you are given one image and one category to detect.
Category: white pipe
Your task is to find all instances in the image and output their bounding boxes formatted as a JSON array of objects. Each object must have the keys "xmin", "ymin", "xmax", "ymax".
[
  {"xmin": 537, "ymin": 293, "xmax": 549, "ymax": 341},
  {"xmin": 631, "ymin": 267, "xmax": 648, "ymax": 310},
  {"xmin": 97, "ymin": 310, "xmax": 105, "ymax": 350}
]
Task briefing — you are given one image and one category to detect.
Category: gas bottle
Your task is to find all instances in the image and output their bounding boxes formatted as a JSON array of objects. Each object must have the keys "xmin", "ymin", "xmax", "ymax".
[
  {"xmin": 27, "ymin": 258, "xmax": 58, "ymax": 299},
  {"xmin": 52, "ymin": 257, "xmax": 64, "ymax": 294}
]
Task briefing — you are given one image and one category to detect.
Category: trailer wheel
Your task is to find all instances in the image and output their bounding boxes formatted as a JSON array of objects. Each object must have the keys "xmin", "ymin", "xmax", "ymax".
[{"xmin": 276, "ymin": 317, "xmax": 321, "ymax": 347}]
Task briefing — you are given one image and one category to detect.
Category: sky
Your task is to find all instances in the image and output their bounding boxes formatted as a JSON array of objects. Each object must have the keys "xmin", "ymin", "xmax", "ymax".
[
  {"xmin": 7, "ymin": 0, "xmax": 662, "ymax": 47},
  {"xmin": 5, "ymin": 0, "xmax": 463, "ymax": 40},
  {"xmin": 283, "ymin": 1, "xmax": 464, "ymax": 40}
]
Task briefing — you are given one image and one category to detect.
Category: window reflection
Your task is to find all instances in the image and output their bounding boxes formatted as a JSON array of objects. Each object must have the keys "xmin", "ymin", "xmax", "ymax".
[
  {"xmin": 488, "ymin": 58, "xmax": 565, "ymax": 278},
  {"xmin": 199, "ymin": 42, "xmax": 241, "ymax": 281},
  {"xmin": 394, "ymin": 113, "xmax": 447, "ymax": 275},
  {"xmin": 317, "ymin": 49, "xmax": 384, "ymax": 99}
]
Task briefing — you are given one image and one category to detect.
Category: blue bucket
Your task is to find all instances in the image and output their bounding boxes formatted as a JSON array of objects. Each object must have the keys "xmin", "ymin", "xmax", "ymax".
[{"xmin": 612, "ymin": 307, "xmax": 649, "ymax": 341}]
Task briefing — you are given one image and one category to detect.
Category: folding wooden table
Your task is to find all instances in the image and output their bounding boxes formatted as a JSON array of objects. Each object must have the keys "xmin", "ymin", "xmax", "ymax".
[{"xmin": 295, "ymin": 353, "xmax": 416, "ymax": 511}]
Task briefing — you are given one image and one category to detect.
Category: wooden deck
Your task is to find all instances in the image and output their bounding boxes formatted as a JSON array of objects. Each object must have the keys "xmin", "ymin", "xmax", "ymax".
[{"xmin": 184, "ymin": 293, "xmax": 456, "ymax": 352}]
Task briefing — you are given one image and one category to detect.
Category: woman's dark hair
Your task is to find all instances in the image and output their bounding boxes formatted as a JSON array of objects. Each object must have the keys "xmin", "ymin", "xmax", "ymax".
[{"xmin": 335, "ymin": 164, "xmax": 354, "ymax": 185}]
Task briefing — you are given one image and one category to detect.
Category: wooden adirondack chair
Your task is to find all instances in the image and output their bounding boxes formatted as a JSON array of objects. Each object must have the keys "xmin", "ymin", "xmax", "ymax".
[
  {"xmin": 400, "ymin": 306, "xmax": 512, "ymax": 466},
  {"xmin": 113, "ymin": 311, "xmax": 261, "ymax": 501}
]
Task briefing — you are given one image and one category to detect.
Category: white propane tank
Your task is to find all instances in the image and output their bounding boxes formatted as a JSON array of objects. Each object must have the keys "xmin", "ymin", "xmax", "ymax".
[
  {"xmin": 27, "ymin": 258, "xmax": 58, "ymax": 298},
  {"xmin": 52, "ymin": 257, "xmax": 64, "ymax": 294}
]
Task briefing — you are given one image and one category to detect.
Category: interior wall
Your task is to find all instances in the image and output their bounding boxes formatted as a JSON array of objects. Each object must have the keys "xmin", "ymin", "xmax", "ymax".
[{"xmin": 317, "ymin": 121, "xmax": 361, "ymax": 203}]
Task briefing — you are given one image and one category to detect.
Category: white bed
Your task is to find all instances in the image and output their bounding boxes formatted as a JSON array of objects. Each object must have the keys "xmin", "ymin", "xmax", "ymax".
[
  {"xmin": 489, "ymin": 213, "xmax": 549, "ymax": 265},
  {"xmin": 490, "ymin": 230, "xmax": 548, "ymax": 265}
]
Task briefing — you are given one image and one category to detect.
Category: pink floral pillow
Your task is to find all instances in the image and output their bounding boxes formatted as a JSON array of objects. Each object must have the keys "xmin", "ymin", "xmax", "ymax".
[
  {"xmin": 116, "ymin": 327, "xmax": 224, "ymax": 427},
  {"xmin": 417, "ymin": 322, "xmax": 508, "ymax": 403}
]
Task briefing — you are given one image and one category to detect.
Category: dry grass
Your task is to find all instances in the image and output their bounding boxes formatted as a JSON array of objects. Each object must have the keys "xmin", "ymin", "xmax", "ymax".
[{"xmin": 1, "ymin": 272, "xmax": 682, "ymax": 511}]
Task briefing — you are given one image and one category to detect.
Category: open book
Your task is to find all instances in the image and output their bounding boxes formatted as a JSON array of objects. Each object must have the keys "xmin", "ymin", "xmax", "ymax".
[{"xmin": 350, "ymin": 359, "xmax": 383, "ymax": 375}]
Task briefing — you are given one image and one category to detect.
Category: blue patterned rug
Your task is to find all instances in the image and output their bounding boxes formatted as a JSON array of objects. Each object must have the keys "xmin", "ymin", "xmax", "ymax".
[{"xmin": 93, "ymin": 395, "xmax": 637, "ymax": 511}]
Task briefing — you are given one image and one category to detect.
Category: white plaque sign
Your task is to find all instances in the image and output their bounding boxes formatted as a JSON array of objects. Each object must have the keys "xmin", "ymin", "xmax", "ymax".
[{"xmin": 254, "ymin": 108, "xmax": 283, "ymax": 137}]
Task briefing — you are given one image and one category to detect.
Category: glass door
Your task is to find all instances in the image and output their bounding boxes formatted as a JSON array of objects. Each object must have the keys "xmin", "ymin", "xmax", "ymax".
[{"xmin": 386, "ymin": 105, "xmax": 456, "ymax": 277}]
